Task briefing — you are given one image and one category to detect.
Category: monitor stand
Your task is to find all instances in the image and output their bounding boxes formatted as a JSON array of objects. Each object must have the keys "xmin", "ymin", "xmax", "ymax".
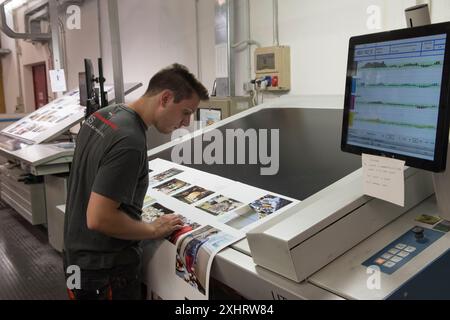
[{"xmin": 433, "ymin": 143, "xmax": 450, "ymax": 221}]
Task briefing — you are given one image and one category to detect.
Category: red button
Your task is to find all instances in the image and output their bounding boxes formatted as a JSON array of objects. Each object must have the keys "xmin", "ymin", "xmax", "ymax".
[{"xmin": 272, "ymin": 76, "xmax": 279, "ymax": 87}]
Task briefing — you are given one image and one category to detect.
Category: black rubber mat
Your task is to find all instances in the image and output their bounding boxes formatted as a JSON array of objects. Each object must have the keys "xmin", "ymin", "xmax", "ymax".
[{"xmin": 0, "ymin": 208, "xmax": 67, "ymax": 300}]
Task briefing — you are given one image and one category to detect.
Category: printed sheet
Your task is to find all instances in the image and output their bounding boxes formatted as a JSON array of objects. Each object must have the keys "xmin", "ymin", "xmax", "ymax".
[{"xmin": 142, "ymin": 158, "xmax": 299, "ymax": 300}]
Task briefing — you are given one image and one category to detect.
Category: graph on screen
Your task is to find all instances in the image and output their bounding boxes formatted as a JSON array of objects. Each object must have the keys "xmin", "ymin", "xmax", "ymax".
[{"xmin": 348, "ymin": 34, "xmax": 447, "ymax": 160}]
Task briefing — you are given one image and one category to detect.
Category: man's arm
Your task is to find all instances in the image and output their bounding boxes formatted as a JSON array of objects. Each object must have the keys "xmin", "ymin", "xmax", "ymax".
[{"xmin": 86, "ymin": 192, "xmax": 183, "ymax": 241}]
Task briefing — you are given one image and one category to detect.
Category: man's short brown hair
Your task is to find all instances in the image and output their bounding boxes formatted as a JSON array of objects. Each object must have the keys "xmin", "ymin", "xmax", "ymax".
[{"xmin": 144, "ymin": 63, "xmax": 209, "ymax": 102}]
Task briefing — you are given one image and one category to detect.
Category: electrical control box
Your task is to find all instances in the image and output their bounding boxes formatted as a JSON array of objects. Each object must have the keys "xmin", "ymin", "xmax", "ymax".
[
  {"xmin": 255, "ymin": 46, "xmax": 291, "ymax": 91},
  {"xmin": 197, "ymin": 96, "xmax": 252, "ymax": 126}
]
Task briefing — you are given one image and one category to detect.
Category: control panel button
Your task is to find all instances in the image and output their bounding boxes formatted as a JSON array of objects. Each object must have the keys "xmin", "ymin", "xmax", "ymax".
[
  {"xmin": 384, "ymin": 261, "xmax": 396, "ymax": 268},
  {"xmin": 362, "ymin": 226, "xmax": 445, "ymax": 275},
  {"xmin": 405, "ymin": 246, "xmax": 416, "ymax": 253},
  {"xmin": 388, "ymin": 248, "xmax": 400, "ymax": 255},
  {"xmin": 412, "ymin": 227, "xmax": 425, "ymax": 241},
  {"xmin": 381, "ymin": 253, "xmax": 393, "ymax": 260}
]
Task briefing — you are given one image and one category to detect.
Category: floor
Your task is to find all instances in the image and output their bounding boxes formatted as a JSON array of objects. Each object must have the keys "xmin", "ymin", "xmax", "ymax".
[
  {"xmin": 0, "ymin": 203, "xmax": 67, "ymax": 300},
  {"xmin": 0, "ymin": 202, "xmax": 241, "ymax": 300}
]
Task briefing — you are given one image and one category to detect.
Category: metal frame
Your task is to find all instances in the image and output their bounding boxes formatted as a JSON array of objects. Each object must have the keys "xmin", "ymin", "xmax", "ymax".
[
  {"xmin": 0, "ymin": 46, "xmax": 5, "ymax": 113},
  {"xmin": 227, "ymin": 0, "xmax": 235, "ymax": 96},
  {"xmin": 48, "ymin": 0, "xmax": 63, "ymax": 98},
  {"xmin": 0, "ymin": 0, "xmax": 51, "ymax": 41},
  {"xmin": 107, "ymin": 0, "xmax": 125, "ymax": 104},
  {"xmin": 214, "ymin": 0, "xmax": 235, "ymax": 97}
]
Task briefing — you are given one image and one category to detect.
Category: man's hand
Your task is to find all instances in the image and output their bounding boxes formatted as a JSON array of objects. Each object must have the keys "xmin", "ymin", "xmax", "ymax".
[
  {"xmin": 87, "ymin": 192, "xmax": 184, "ymax": 241},
  {"xmin": 148, "ymin": 214, "xmax": 184, "ymax": 240}
]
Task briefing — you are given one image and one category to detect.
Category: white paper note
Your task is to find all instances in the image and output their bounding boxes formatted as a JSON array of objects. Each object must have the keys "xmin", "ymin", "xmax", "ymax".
[
  {"xmin": 362, "ymin": 154, "xmax": 405, "ymax": 207},
  {"xmin": 49, "ymin": 69, "xmax": 67, "ymax": 93}
]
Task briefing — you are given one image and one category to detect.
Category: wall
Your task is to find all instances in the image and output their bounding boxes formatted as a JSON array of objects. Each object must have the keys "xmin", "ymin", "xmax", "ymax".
[
  {"xmin": 197, "ymin": 0, "xmax": 215, "ymax": 92},
  {"xmin": 248, "ymin": 0, "xmax": 419, "ymax": 98},
  {"xmin": 198, "ymin": 0, "xmax": 450, "ymax": 102},
  {"xmin": 430, "ymin": 0, "xmax": 450, "ymax": 23},
  {"xmin": 0, "ymin": 0, "xmax": 54, "ymax": 113},
  {"xmin": 15, "ymin": 3, "xmax": 53, "ymax": 113},
  {"xmin": 0, "ymin": 0, "xmax": 100, "ymax": 114},
  {"xmin": 64, "ymin": 0, "xmax": 101, "ymax": 91},
  {"xmin": 0, "ymin": 35, "xmax": 6, "ymax": 112},
  {"xmin": 193, "ymin": 0, "xmax": 255, "ymax": 97},
  {"xmin": 1, "ymin": 8, "xmax": 21, "ymax": 113},
  {"xmin": 2, "ymin": 0, "xmax": 450, "ymax": 113},
  {"xmin": 100, "ymin": 0, "xmax": 200, "ymax": 102}
]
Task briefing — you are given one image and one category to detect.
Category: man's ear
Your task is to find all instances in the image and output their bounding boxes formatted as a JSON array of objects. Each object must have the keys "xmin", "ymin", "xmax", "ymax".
[{"xmin": 160, "ymin": 90, "xmax": 174, "ymax": 108}]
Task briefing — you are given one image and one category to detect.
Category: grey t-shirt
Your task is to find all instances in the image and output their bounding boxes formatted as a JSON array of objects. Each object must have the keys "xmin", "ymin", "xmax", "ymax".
[{"xmin": 64, "ymin": 105, "xmax": 149, "ymax": 270}]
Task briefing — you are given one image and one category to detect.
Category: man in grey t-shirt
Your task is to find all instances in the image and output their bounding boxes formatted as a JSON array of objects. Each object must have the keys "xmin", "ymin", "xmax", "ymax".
[{"xmin": 64, "ymin": 64, "xmax": 209, "ymax": 300}]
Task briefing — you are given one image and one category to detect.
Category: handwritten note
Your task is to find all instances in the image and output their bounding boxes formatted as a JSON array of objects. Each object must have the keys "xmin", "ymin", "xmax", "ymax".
[{"xmin": 362, "ymin": 154, "xmax": 405, "ymax": 207}]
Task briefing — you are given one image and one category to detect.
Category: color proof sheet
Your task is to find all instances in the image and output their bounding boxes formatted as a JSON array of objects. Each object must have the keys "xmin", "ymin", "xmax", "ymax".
[
  {"xmin": 2, "ymin": 90, "xmax": 83, "ymax": 143},
  {"xmin": 142, "ymin": 158, "xmax": 299, "ymax": 300}
]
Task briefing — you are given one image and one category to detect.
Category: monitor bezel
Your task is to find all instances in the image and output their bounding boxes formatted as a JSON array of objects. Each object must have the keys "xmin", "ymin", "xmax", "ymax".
[{"xmin": 341, "ymin": 22, "xmax": 450, "ymax": 173}]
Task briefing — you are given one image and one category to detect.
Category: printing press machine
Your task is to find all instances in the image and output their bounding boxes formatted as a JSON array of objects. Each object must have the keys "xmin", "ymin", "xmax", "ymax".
[
  {"xmin": 145, "ymin": 96, "xmax": 449, "ymax": 300},
  {"xmin": 0, "ymin": 83, "xmax": 142, "ymax": 251}
]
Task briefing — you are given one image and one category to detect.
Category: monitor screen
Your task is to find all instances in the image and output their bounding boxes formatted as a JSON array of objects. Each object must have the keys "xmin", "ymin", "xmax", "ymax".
[{"xmin": 342, "ymin": 22, "xmax": 450, "ymax": 172}]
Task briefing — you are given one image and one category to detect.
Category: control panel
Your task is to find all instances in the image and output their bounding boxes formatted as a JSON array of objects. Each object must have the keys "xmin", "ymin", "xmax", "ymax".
[
  {"xmin": 254, "ymin": 46, "xmax": 291, "ymax": 92},
  {"xmin": 362, "ymin": 226, "xmax": 445, "ymax": 275}
]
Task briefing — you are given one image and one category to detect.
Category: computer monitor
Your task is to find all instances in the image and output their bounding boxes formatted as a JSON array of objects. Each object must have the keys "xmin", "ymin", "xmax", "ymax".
[
  {"xmin": 78, "ymin": 72, "xmax": 88, "ymax": 107},
  {"xmin": 79, "ymin": 58, "xmax": 108, "ymax": 119},
  {"xmin": 341, "ymin": 22, "xmax": 450, "ymax": 172},
  {"xmin": 79, "ymin": 59, "xmax": 95, "ymax": 110}
]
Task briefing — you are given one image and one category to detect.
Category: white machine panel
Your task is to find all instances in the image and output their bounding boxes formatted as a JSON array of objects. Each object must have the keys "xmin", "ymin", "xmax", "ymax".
[
  {"xmin": 309, "ymin": 196, "xmax": 450, "ymax": 300},
  {"xmin": 2, "ymin": 90, "xmax": 84, "ymax": 144},
  {"xmin": 247, "ymin": 168, "xmax": 434, "ymax": 283},
  {"xmin": 1, "ymin": 83, "xmax": 142, "ymax": 145}
]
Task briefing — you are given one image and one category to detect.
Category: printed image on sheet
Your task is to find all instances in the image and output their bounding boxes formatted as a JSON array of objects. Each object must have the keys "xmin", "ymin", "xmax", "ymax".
[
  {"xmin": 168, "ymin": 216, "xmax": 201, "ymax": 245},
  {"xmin": 196, "ymin": 195, "xmax": 244, "ymax": 216},
  {"xmin": 173, "ymin": 186, "xmax": 215, "ymax": 204},
  {"xmin": 2, "ymin": 91, "xmax": 84, "ymax": 142},
  {"xmin": 154, "ymin": 179, "xmax": 190, "ymax": 195},
  {"xmin": 141, "ymin": 203, "xmax": 174, "ymax": 223},
  {"xmin": 141, "ymin": 159, "xmax": 303, "ymax": 300},
  {"xmin": 141, "ymin": 204, "xmax": 200, "ymax": 244},
  {"xmin": 175, "ymin": 225, "xmax": 236, "ymax": 295},
  {"xmin": 143, "ymin": 195, "xmax": 156, "ymax": 208},
  {"xmin": 249, "ymin": 194, "xmax": 292, "ymax": 218},
  {"xmin": 149, "ymin": 168, "xmax": 183, "ymax": 186},
  {"xmin": 7, "ymin": 121, "xmax": 48, "ymax": 135}
]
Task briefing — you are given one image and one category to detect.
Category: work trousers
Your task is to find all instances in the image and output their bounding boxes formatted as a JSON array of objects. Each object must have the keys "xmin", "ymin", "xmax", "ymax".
[{"xmin": 64, "ymin": 262, "xmax": 143, "ymax": 300}]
